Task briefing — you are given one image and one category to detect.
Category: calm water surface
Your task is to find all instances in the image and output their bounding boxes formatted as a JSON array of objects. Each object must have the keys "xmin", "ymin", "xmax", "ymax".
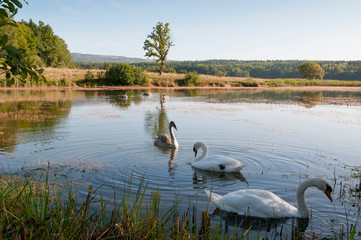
[{"xmin": 1, "ymin": 89, "xmax": 360, "ymax": 239}]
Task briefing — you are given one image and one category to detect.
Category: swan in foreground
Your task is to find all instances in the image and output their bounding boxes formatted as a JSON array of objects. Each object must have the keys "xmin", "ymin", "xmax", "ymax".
[
  {"xmin": 205, "ymin": 178, "xmax": 333, "ymax": 218},
  {"xmin": 154, "ymin": 121, "xmax": 179, "ymax": 149},
  {"xmin": 192, "ymin": 142, "xmax": 245, "ymax": 172}
]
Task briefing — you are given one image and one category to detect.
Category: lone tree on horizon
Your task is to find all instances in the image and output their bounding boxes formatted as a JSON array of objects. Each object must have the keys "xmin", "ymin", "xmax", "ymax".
[
  {"xmin": 298, "ymin": 61, "xmax": 325, "ymax": 80},
  {"xmin": 143, "ymin": 22, "xmax": 174, "ymax": 75}
]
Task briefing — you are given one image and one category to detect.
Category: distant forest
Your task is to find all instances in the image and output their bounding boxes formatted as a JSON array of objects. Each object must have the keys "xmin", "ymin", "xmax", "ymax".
[{"xmin": 74, "ymin": 59, "xmax": 361, "ymax": 81}]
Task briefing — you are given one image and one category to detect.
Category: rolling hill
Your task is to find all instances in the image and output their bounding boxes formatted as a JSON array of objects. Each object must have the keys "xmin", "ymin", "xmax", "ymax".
[{"xmin": 71, "ymin": 52, "xmax": 153, "ymax": 63}]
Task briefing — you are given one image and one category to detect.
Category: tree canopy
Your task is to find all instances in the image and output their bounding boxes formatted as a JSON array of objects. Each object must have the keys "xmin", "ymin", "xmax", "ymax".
[
  {"xmin": 298, "ymin": 61, "xmax": 325, "ymax": 80},
  {"xmin": 143, "ymin": 22, "xmax": 174, "ymax": 75}
]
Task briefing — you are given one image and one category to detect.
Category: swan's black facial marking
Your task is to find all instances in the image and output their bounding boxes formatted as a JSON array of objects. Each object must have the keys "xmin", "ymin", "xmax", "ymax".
[
  {"xmin": 219, "ymin": 164, "xmax": 225, "ymax": 170},
  {"xmin": 325, "ymin": 184, "xmax": 333, "ymax": 202},
  {"xmin": 193, "ymin": 147, "xmax": 197, "ymax": 157}
]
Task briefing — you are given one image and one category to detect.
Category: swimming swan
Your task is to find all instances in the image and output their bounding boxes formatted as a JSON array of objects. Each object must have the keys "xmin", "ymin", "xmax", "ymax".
[
  {"xmin": 205, "ymin": 178, "xmax": 333, "ymax": 218},
  {"xmin": 162, "ymin": 94, "xmax": 169, "ymax": 102},
  {"xmin": 154, "ymin": 121, "xmax": 179, "ymax": 149},
  {"xmin": 192, "ymin": 142, "xmax": 245, "ymax": 172},
  {"xmin": 119, "ymin": 92, "xmax": 128, "ymax": 99}
]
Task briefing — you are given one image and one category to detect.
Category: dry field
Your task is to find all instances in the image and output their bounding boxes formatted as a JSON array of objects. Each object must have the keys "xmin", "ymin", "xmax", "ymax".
[
  {"xmin": 43, "ymin": 67, "xmax": 104, "ymax": 81},
  {"xmin": 1, "ymin": 68, "xmax": 361, "ymax": 91}
]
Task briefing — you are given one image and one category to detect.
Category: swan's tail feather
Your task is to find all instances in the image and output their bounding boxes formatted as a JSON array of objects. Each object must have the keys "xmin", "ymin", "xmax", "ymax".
[
  {"xmin": 205, "ymin": 189, "xmax": 222, "ymax": 202},
  {"xmin": 235, "ymin": 164, "xmax": 246, "ymax": 172}
]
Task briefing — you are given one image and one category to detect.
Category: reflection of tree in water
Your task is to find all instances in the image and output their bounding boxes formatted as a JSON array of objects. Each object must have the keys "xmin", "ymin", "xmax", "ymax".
[
  {"xmin": 144, "ymin": 93, "xmax": 170, "ymax": 138},
  {"xmin": 184, "ymin": 89, "xmax": 199, "ymax": 97},
  {"xmin": 0, "ymin": 98, "xmax": 72, "ymax": 153},
  {"xmin": 210, "ymin": 209, "xmax": 309, "ymax": 239},
  {"xmin": 297, "ymin": 91, "xmax": 324, "ymax": 108}
]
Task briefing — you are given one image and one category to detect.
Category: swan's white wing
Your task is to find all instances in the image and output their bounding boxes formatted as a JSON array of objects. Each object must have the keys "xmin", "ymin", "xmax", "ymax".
[
  {"xmin": 213, "ymin": 189, "xmax": 298, "ymax": 218},
  {"xmin": 192, "ymin": 155, "xmax": 245, "ymax": 172}
]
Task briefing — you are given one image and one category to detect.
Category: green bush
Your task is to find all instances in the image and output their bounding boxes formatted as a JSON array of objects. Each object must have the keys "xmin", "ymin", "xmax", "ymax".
[
  {"xmin": 240, "ymin": 80, "xmax": 259, "ymax": 87},
  {"xmin": 178, "ymin": 71, "xmax": 199, "ymax": 86},
  {"xmin": 84, "ymin": 71, "xmax": 95, "ymax": 80},
  {"xmin": 132, "ymin": 66, "xmax": 148, "ymax": 85},
  {"xmin": 105, "ymin": 63, "xmax": 147, "ymax": 86}
]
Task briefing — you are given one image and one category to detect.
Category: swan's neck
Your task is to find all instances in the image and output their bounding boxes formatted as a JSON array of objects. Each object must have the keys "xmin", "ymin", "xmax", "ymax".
[
  {"xmin": 295, "ymin": 179, "xmax": 312, "ymax": 218},
  {"xmin": 194, "ymin": 143, "xmax": 208, "ymax": 162},
  {"xmin": 169, "ymin": 125, "xmax": 178, "ymax": 148}
]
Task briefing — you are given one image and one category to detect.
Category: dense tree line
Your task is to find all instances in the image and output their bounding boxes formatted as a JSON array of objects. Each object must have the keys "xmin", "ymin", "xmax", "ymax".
[
  {"xmin": 0, "ymin": 19, "xmax": 73, "ymax": 68},
  {"xmin": 74, "ymin": 59, "xmax": 361, "ymax": 81}
]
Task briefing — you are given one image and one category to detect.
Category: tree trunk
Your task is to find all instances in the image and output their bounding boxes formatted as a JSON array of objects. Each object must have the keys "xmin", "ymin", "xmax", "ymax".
[{"xmin": 159, "ymin": 60, "xmax": 164, "ymax": 75}]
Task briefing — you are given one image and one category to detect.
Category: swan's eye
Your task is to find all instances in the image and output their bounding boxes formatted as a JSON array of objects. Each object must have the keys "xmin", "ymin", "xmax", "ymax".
[{"xmin": 326, "ymin": 185, "xmax": 332, "ymax": 193}]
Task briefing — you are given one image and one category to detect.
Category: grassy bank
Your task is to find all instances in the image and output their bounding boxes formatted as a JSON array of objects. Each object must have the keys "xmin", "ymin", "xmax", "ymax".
[{"xmin": 15, "ymin": 68, "xmax": 361, "ymax": 89}]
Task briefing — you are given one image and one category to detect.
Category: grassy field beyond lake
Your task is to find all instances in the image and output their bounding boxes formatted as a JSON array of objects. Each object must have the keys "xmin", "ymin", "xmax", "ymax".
[{"xmin": 2, "ymin": 67, "xmax": 361, "ymax": 91}]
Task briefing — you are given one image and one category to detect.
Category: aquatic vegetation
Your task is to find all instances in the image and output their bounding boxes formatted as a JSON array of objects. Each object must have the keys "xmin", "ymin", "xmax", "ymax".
[
  {"xmin": 0, "ymin": 164, "xmax": 255, "ymax": 239},
  {"xmin": 1, "ymin": 163, "xmax": 360, "ymax": 239}
]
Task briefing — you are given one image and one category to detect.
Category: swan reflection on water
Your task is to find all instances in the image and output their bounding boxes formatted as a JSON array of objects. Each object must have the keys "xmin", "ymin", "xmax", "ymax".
[
  {"xmin": 168, "ymin": 148, "xmax": 178, "ymax": 176},
  {"xmin": 154, "ymin": 147, "xmax": 178, "ymax": 176},
  {"xmin": 210, "ymin": 208, "xmax": 309, "ymax": 237},
  {"xmin": 192, "ymin": 167, "xmax": 248, "ymax": 188}
]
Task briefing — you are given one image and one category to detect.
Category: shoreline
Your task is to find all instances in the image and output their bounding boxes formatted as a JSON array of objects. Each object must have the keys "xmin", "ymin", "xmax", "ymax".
[{"xmin": 1, "ymin": 85, "xmax": 361, "ymax": 92}]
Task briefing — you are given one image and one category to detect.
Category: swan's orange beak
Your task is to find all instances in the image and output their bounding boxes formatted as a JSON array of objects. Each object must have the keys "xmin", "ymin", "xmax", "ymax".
[
  {"xmin": 193, "ymin": 147, "xmax": 197, "ymax": 157},
  {"xmin": 325, "ymin": 188, "xmax": 333, "ymax": 202}
]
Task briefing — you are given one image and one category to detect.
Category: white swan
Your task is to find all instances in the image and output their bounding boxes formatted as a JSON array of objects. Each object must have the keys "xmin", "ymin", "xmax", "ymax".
[
  {"xmin": 143, "ymin": 92, "xmax": 152, "ymax": 97},
  {"xmin": 154, "ymin": 121, "xmax": 179, "ymax": 149},
  {"xmin": 192, "ymin": 142, "xmax": 246, "ymax": 172},
  {"xmin": 205, "ymin": 178, "xmax": 333, "ymax": 218}
]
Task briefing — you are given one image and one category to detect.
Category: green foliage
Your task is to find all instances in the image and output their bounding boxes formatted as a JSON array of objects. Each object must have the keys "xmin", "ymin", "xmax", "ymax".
[
  {"xmin": 143, "ymin": 22, "xmax": 174, "ymax": 75},
  {"xmin": 76, "ymin": 60, "xmax": 361, "ymax": 82},
  {"xmin": 179, "ymin": 71, "xmax": 199, "ymax": 86},
  {"xmin": 146, "ymin": 66, "xmax": 176, "ymax": 74},
  {"xmin": 298, "ymin": 61, "xmax": 325, "ymax": 80},
  {"xmin": 84, "ymin": 70, "xmax": 94, "ymax": 80},
  {"xmin": 105, "ymin": 63, "xmax": 147, "ymax": 86},
  {"xmin": 132, "ymin": 65, "xmax": 148, "ymax": 85},
  {"xmin": 21, "ymin": 20, "xmax": 73, "ymax": 68},
  {"xmin": 0, "ymin": 0, "xmax": 46, "ymax": 86},
  {"xmin": 240, "ymin": 79, "xmax": 259, "ymax": 87}
]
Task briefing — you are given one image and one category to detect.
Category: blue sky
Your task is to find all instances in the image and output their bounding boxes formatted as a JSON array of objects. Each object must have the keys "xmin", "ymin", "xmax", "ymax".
[{"xmin": 15, "ymin": 0, "xmax": 361, "ymax": 61}]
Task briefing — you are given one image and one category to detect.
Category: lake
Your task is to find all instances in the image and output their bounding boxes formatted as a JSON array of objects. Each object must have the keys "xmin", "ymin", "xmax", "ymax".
[{"xmin": 0, "ymin": 89, "xmax": 360, "ymax": 239}]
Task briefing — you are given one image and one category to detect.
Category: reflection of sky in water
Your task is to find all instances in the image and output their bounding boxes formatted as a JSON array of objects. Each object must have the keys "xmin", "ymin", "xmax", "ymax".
[{"xmin": 0, "ymin": 90, "xmax": 360, "ymax": 238}]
